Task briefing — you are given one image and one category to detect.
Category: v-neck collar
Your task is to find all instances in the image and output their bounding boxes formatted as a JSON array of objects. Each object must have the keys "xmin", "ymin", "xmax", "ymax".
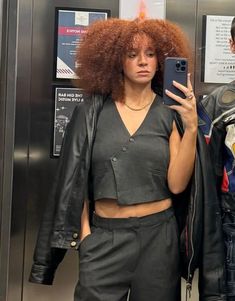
[{"xmin": 112, "ymin": 96, "xmax": 157, "ymax": 137}]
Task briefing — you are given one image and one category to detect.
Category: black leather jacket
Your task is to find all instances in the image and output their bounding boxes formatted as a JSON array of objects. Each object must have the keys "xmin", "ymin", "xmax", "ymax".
[
  {"xmin": 29, "ymin": 94, "xmax": 226, "ymax": 300},
  {"xmin": 198, "ymin": 83, "xmax": 235, "ymax": 210}
]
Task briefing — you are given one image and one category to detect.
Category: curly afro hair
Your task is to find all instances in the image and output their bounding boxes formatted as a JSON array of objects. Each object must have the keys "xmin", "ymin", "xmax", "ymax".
[{"xmin": 75, "ymin": 18, "xmax": 192, "ymax": 101}]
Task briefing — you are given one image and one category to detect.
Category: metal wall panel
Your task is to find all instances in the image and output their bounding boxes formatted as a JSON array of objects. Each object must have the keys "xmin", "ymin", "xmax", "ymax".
[
  {"xmin": 6, "ymin": 0, "xmax": 33, "ymax": 299},
  {"xmin": 167, "ymin": 0, "xmax": 235, "ymax": 97},
  {"xmin": 0, "ymin": 0, "xmax": 19, "ymax": 300},
  {"xmin": 6, "ymin": 1, "xmax": 119, "ymax": 301},
  {"xmin": 196, "ymin": 0, "xmax": 235, "ymax": 96},
  {"xmin": 166, "ymin": 0, "xmax": 197, "ymax": 87}
]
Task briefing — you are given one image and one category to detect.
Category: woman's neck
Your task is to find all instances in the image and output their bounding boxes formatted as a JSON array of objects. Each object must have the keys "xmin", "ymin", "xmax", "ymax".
[{"xmin": 123, "ymin": 82, "xmax": 154, "ymax": 106}]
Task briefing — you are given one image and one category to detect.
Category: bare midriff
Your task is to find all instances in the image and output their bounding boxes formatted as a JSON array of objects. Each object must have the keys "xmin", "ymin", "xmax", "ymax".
[{"xmin": 95, "ymin": 198, "xmax": 172, "ymax": 218}]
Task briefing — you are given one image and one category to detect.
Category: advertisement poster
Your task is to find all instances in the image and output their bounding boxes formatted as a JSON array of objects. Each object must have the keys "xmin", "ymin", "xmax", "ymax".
[
  {"xmin": 203, "ymin": 15, "xmax": 235, "ymax": 83},
  {"xmin": 56, "ymin": 9, "xmax": 109, "ymax": 79},
  {"xmin": 53, "ymin": 87, "xmax": 85, "ymax": 156}
]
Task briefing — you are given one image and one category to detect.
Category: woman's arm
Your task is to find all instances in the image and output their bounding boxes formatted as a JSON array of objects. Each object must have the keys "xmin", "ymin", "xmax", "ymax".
[
  {"xmin": 166, "ymin": 74, "xmax": 198, "ymax": 194},
  {"xmin": 167, "ymin": 122, "xmax": 197, "ymax": 194}
]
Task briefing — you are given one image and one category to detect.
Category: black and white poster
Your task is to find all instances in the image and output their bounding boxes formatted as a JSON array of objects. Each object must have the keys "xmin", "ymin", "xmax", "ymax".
[
  {"xmin": 53, "ymin": 87, "xmax": 84, "ymax": 156},
  {"xmin": 203, "ymin": 15, "xmax": 235, "ymax": 83}
]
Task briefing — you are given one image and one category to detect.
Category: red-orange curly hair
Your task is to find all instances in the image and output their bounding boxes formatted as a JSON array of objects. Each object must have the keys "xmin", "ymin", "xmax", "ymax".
[{"xmin": 75, "ymin": 18, "xmax": 192, "ymax": 101}]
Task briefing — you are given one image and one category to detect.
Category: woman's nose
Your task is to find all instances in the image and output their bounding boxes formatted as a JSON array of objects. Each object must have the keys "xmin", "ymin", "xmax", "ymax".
[{"xmin": 138, "ymin": 54, "xmax": 147, "ymax": 65}]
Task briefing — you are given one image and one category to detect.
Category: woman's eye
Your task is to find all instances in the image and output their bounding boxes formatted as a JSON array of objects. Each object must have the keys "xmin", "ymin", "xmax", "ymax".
[
  {"xmin": 127, "ymin": 52, "xmax": 136, "ymax": 58},
  {"xmin": 147, "ymin": 52, "xmax": 155, "ymax": 57}
]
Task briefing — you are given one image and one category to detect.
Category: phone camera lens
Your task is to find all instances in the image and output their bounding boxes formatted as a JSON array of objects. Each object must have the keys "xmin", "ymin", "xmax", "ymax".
[
  {"xmin": 176, "ymin": 63, "xmax": 181, "ymax": 68},
  {"xmin": 181, "ymin": 66, "xmax": 186, "ymax": 71},
  {"xmin": 181, "ymin": 60, "xmax": 186, "ymax": 65}
]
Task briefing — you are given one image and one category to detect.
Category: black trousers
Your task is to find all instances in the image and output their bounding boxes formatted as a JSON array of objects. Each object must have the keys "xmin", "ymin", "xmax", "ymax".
[{"xmin": 74, "ymin": 207, "xmax": 180, "ymax": 301}]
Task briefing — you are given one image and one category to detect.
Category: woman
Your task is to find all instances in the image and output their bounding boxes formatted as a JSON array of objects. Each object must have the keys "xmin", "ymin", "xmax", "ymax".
[
  {"xmin": 75, "ymin": 18, "xmax": 196, "ymax": 301},
  {"xmin": 30, "ymin": 18, "xmax": 225, "ymax": 301}
]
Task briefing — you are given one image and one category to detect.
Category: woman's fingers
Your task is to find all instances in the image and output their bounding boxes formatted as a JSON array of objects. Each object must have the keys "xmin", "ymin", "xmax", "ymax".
[
  {"xmin": 165, "ymin": 88, "xmax": 195, "ymax": 106},
  {"xmin": 187, "ymin": 73, "xmax": 193, "ymax": 92},
  {"xmin": 165, "ymin": 73, "xmax": 197, "ymax": 131},
  {"xmin": 165, "ymin": 89, "xmax": 185, "ymax": 105},
  {"xmin": 165, "ymin": 73, "xmax": 196, "ymax": 107},
  {"xmin": 172, "ymin": 80, "xmax": 194, "ymax": 99}
]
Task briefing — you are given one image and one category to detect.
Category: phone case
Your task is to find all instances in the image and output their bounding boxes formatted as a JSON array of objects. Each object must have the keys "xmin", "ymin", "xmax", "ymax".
[{"xmin": 163, "ymin": 57, "xmax": 188, "ymax": 106}]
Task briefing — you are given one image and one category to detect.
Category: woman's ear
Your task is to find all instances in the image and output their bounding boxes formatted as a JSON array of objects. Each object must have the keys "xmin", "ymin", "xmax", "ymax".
[{"xmin": 229, "ymin": 38, "xmax": 235, "ymax": 54}]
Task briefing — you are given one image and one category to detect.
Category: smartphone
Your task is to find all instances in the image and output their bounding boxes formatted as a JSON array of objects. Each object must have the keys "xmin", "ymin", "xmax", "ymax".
[{"xmin": 163, "ymin": 57, "xmax": 188, "ymax": 106}]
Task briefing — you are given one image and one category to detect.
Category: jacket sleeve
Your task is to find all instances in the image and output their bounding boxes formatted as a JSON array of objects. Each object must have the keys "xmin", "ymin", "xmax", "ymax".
[
  {"xmin": 197, "ymin": 130, "xmax": 227, "ymax": 301},
  {"xmin": 29, "ymin": 102, "xmax": 88, "ymax": 285}
]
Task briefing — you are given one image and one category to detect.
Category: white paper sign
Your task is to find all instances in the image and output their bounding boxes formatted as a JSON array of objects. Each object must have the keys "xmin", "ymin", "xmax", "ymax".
[{"xmin": 204, "ymin": 15, "xmax": 235, "ymax": 83}]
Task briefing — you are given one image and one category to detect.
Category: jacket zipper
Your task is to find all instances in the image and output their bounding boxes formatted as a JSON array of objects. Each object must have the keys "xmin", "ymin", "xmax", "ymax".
[
  {"xmin": 172, "ymin": 113, "xmax": 197, "ymax": 300},
  {"xmin": 185, "ymin": 155, "xmax": 198, "ymax": 300}
]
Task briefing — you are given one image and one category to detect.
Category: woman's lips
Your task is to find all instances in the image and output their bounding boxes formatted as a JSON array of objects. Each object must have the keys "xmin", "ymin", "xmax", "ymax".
[{"xmin": 137, "ymin": 70, "xmax": 150, "ymax": 74}]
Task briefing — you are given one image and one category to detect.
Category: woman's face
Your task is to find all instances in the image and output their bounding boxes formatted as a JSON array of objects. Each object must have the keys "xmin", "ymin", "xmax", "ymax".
[
  {"xmin": 230, "ymin": 36, "xmax": 235, "ymax": 54},
  {"xmin": 122, "ymin": 34, "xmax": 158, "ymax": 86}
]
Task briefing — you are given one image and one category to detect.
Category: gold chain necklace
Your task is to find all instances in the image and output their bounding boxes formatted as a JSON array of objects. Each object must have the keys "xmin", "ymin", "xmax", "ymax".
[{"xmin": 124, "ymin": 95, "xmax": 155, "ymax": 111}]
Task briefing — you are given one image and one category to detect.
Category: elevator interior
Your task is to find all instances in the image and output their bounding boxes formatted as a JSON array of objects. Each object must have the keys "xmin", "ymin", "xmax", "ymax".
[{"xmin": 0, "ymin": 0, "xmax": 235, "ymax": 300}]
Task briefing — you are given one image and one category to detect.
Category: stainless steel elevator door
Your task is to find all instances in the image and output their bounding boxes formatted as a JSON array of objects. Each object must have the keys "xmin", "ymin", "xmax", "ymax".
[{"xmin": 6, "ymin": 1, "xmax": 119, "ymax": 301}]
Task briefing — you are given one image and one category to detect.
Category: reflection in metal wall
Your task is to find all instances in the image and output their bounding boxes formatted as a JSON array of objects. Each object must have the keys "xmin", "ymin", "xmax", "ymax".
[
  {"xmin": 23, "ymin": 1, "xmax": 119, "ymax": 299},
  {"xmin": 0, "ymin": 0, "xmax": 19, "ymax": 300},
  {"xmin": 2, "ymin": 0, "xmax": 235, "ymax": 300},
  {"xmin": 2, "ymin": 1, "xmax": 119, "ymax": 301},
  {"xmin": 167, "ymin": 1, "xmax": 235, "ymax": 300},
  {"xmin": 167, "ymin": 0, "xmax": 235, "ymax": 97}
]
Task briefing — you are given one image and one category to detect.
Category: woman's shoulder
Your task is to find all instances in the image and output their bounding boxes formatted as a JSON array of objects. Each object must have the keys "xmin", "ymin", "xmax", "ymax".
[
  {"xmin": 72, "ymin": 93, "xmax": 106, "ymax": 116},
  {"xmin": 64, "ymin": 94, "xmax": 106, "ymax": 138}
]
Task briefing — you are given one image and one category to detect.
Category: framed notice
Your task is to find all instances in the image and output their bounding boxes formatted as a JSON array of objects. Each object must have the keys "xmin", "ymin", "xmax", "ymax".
[
  {"xmin": 202, "ymin": 15, "xmax": 235, "ymax": 83},
  {"xmin": 53, "ymin": 87, "xmax": 85, "ymax": 156},
  {"xmin": 54, "ymin": 8, "xmax": 110, "ymax": 80}
]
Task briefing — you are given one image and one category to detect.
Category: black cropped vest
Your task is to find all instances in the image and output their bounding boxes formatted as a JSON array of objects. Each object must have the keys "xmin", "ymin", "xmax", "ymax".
[{"xmin": 91, "ymin": 96, "xmax": 174, "ymax": 205}]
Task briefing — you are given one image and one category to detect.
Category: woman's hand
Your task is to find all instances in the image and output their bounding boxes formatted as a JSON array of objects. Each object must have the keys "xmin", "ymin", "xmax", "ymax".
[
  {"xmin": 166, "ymin": 73, "xmax": 198, "ymax": 194},
  {"xmin": 165, "ymin": 73, "xmax": 197, "ymax": 132}
]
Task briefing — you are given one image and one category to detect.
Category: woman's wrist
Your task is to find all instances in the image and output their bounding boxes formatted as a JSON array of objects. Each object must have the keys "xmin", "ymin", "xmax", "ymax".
[{"xmin": 184, "ymin": 124, "xmax": 198, "ymax": 134}]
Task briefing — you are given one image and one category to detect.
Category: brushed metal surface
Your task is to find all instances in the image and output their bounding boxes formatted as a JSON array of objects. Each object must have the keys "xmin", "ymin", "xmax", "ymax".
[
  {"xmin": 6, "ymin": 0, "xmax": 33, "ymax": 300},
  {"xmin": 166, "ymin": 0, "xmax": 197, "ymax": 90},
  {"xmin": 0, "ymin": 0, "xmax": 19, "ymax": 300},
  {"xmin": 196, "ymin": 0, "xmax": 235, "ymax": 96},
  {"xmin": 167, "ymin": 0, "xmax": 235, "ymax": 97},
  {"xmin": 15, "ymin": 1, "xmax": 119, "ymax": 301}
]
